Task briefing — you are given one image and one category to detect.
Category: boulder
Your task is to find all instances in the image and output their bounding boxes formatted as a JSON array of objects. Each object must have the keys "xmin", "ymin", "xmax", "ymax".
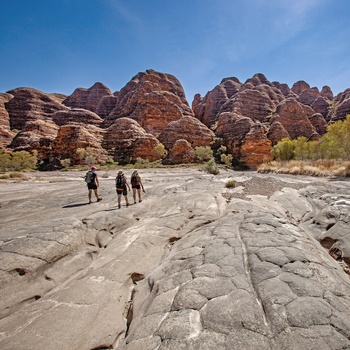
[
  {"xmin": 10, "ymin": 120, "xmax": 59, "ymax": 159},
  {"xmin": 102, "ymin": 117, "xmax": 162, "ymax": 163},
  {"xmin": 267, "ymin": 121, "xmax": 290, "ymax": 146},
  {"xmin": 162, "ymin": 139, "xmax": 197, "ymax": 165},
  {"xmin": 51, "ymin": 124, "xmax": 107, "ymax": 165},
  {"xmin": 158, "ymin": 116, "xmax": 215, "ymax": 150}
]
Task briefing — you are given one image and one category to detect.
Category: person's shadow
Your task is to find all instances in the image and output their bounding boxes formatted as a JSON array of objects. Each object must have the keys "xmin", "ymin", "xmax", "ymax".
[{"xmin": 62, "ymin": 203, "xmax": 89, "ymax": 208}]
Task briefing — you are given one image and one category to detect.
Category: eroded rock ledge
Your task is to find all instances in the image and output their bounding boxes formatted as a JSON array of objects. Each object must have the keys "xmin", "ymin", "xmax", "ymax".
[{"xmin": 0, "ymin": 169, "xmax": 349, "ymax": 350}]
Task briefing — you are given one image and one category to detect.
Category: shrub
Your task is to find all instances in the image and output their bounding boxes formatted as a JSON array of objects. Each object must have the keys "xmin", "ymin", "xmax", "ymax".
[
  {"xmin": 76, "ymin": 147, "xmax": 98, "ymax": 166},
  {"xmin": 9, "ymin": 172, "xmax": 27, "ymax": 179},
  {"xmin": 225, "ymin": 179, "xmax": 237, "ymax": 188},
  {"xmin": 0, "ymin": 150, "xmax": 37, "ymax": 171},
  {"xmin": 204, "ymin": 159, "xmax": 219, "ymax": 175},
  {"xmin": 195, "ymin": 146, "xmax": 214, "ymax": 162},
  {"xmin": 60, "ymin": 158, "xmax": 71, "ymax": 169},
  {"xmin": 221, "ymin": 153, "xmax": 233, "ymax": 167},
  {"xmin": 154, "ymin": 143, "xmax": 168, "ymax": 158}
]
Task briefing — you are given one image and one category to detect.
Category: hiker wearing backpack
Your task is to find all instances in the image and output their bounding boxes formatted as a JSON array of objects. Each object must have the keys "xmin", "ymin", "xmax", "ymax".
[
  {"xmin": 85, "ymin": 166, "xmax": 102, "ymax": 204},
  {"xmin": 130, "ymin": 170, "xmax": 145, "ymax": 204},
  {"xmin": 115, "ymin": 170, "xmax": 131, "ymax": 209}
]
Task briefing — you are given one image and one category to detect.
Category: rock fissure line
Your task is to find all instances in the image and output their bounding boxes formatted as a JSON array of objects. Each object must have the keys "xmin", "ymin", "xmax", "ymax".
[{"xmin": 236, "ymin": 214, "xmax": 275, "ymax": 346}]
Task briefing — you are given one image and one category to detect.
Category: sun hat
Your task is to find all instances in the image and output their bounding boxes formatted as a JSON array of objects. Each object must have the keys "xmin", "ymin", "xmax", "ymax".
[
  {"xmin": 117, "ymin": 170, "xmax": 124, "ymax": 175},
  {"xmin": 91, "ymin": 165, "xmax": 97, "ymax": 170}
]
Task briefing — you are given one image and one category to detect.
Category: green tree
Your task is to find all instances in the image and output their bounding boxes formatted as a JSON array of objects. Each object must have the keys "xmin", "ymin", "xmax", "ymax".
[
  {"xmin": 0, "ymin": 150, "xmax": 37, "ymax": 171},
  {"xmin": 271, "ymin": 138, "xmax": 295, "ymax": 161},
  {"xmin": 322, "ymin": 115, "xmax": 350, "ymax": 159}
]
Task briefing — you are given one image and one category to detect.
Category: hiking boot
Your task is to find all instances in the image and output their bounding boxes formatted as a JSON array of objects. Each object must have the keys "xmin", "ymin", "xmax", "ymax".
[
  {"xmin": 139, "ymin": 200, "xmax": 142, "ymax": 203},
  {"xmin": 97, "ymin": 197, "xmax": 102, "ymax": 202},
  {"xmin": 118, "ymin": 204, "xmax": 121, "ymax": 209},
  {"xmin": 126, "ymin": 203, "xmax": 129, "ymax": 207},
  {"xmin": 88, "ymin": 201, "xmax": 92, "ymax": 204},
  {"xmin": 134, "ymin": 201, "xmax": 137, "ymax": 204}
]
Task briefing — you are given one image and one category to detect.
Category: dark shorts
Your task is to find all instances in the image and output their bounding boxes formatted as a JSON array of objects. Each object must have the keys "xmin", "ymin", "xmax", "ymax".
[
  {"xmin": 116, "ymin": 187, "xmax": 127, "ymax": 196},
  {"xmin": 132, "ymin": 184, "xmax": 141, "ymax": 189},
  {"xmin": 88, "ymin": 183, "xmax": 97, "ymax": 190}
]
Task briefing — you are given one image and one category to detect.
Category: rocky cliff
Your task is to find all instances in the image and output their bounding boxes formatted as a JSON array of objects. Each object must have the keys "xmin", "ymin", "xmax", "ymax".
[{"xmin": 1, "ymin": 70, "xmax": 350, "ymax": 168}]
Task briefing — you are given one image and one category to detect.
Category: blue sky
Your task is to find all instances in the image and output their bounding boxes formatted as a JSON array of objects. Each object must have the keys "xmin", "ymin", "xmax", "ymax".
[{"xmin": 1, "ymin": 0, "xmax": 350, "ymax": 101}]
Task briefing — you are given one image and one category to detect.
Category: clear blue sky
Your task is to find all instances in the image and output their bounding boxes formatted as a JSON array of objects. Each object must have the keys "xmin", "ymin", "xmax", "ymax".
[{"xmin": 1, "ymin": 0, "xmax": 350, "ymax": 101}]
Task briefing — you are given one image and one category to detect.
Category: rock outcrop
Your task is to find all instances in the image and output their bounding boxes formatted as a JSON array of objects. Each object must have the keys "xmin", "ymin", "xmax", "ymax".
[
  {"xmin": 10, "ymin": 120, "xmax": 59, "ymax": 160},
  {"xmin": 0, "ymin": 93, "xmax": 15, "ymax": 147},
  {"xmin": 333, "ymin": 89, "xmax": 350, "ymax": 122},
  {"xmin": 5, "ymin": 87, "xmax": 68, "ymax": 131},
  {"xmin": 51, "ymin": 124, "xmax": 108, "ymax": 165},
  {"xmin": 62, "ymin": 82, "xmax": 115, "ymax": 115},
  {"xmin": 1, "ymin": 70, "xmax": 350, "ymax": 168},
  {"xmin": 192, "ymin": 73, "xmax": 347, "ymax": 166},
  {"xmin": 162, "ymin": 139, "xmax": 198, "ymax": 165},
  {"xmin": 103, "ymin": 69, "xmax": 194, "ymax": 136},
  {"xmin": 102, "ymin": 117, "xmax": 163, "ymax": 163},
  {"xmin": 240, "ymin": 123, "xmax": 273, "ymax": 168},
  {"xmin": 51, "ymin": 108, "xmax": 103, "ymax": 126},
  {"xmin": 158, "ymin": 116, "xmax": 215, "ymax": 150}
]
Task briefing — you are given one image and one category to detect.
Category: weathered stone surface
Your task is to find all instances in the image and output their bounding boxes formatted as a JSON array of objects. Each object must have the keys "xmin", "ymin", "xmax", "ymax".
[
  {"xmin": 297, "ymin": 87, "xmax": 320, "ymax": 106},
  {"xmin": 5, "ymin": 87, "xmax": 68, "ymax": 130},
  {"xmin": 51, "ymin": 124, "xmax": 108, "ymax": 165},
  {"xmin": 193, "ymin": 77, "xmax": 241, "ymax": 127},
  {"xmin": 240, "ymin": 123, "xmax": 272, "ymax": 167},
  {"xmin": 63, "ymin": 82, "xmax": 114, "ymax": 114},
  {"xmin": 217, "ymin": 114, "xmax": 254, "ymax": 156},
  {"xmin": 291, "ymin": 80, "xmax": 311, "ymax": 95},
  {"xmin": 51, "ymin": 108, "xmax": 103, "ymax": 126},
  {"xmin": 102, "ymin": 117, "xmax": 163, "ymax": 163},
  {"xmin": 0, "ymin": 93, "xmax": 15, "ymax": 147},
  {"xmin": 267, "ymin": 121, "xmax": 290, "ymax": 145},
  {"xmin": 96, "ymin": 94, "xmax": 119, "ymax": 118},
  {"xmin": 10, "ymin": 119, "xmax": 59, "ymax": 159},
  {"xmin": 0, "ymin": 170, "xmax": 350, "ymax": 350},
  {"xmin": 104, "ymin": 69, "xmax": 194, "ymax": 136},
  {"xmin": 158, "ymin": 116, "xmax": 215, "ymax": 149},
  {"xmin": 162, "ymin": 139, "xmax": 197, "ymax": 165},
  {"xmin": 272, "ymin": 98, "xmax": 320, "ymax": 140},
  {"xmin": 308, "ymin": 113, "xmax": 328, "ymax": 136},
  {"xmin": 333, "ymin": 89, "xmax": 350, "ymax": 122}
]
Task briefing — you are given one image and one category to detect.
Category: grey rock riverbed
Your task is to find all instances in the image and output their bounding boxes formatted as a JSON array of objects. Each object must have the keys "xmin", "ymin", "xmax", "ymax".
[{"xmin": 0, "ymin": 168, "xmax": 349, "ymax": 350}]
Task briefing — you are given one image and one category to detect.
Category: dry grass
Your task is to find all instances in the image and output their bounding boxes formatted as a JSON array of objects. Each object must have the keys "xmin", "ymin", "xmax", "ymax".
[
  {"xmin": 0, "ymin": 172, "xmax": 28, "ymax": 180},
  {"xmin": 258, "ymin": 160, "xmax": 350, "ymax": 177}
]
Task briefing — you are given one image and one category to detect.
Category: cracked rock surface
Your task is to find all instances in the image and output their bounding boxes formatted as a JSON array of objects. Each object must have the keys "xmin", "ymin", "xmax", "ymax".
[{"xmin": 0, "ymin": 168, "xmax": 349, "ymax": 350}]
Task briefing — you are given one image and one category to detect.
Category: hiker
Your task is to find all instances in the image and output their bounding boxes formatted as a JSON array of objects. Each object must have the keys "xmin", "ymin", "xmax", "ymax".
[
  {"xmin": 116, "ymin": 170, "xmax": 131, "ymax": 209},
  {"xmin": 85, "ymin": 166, "xmax": 102, "ymax": 204},
  {"xmin": 130, "ymin": 170, "xmax": 145, "ymax": 204}
]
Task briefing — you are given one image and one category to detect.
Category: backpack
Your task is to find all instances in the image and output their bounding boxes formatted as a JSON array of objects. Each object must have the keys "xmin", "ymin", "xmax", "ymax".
[
  {"xmin": 85, "ymin": 171, "xmax": 94, "ymax": 183},
  {"xmin": 116, "ymin": 175, "xmax": 126, "ymax": 188},
  {"xmin": 131, "ymin": 175, "xmax": 138, "ymax": 186}
]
